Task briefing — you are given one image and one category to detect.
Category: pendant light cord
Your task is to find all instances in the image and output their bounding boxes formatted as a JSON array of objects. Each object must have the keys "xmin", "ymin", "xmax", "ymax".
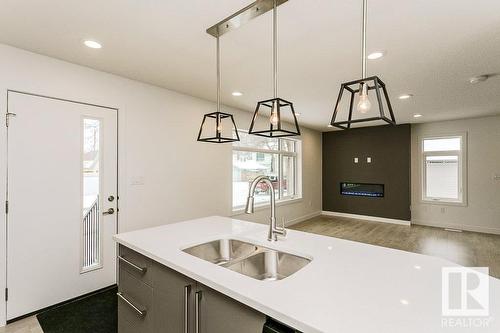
[
  {"xmin": 361, "ymin": 0, "xmax": 367, "ymax": 79},
  {"xmin": 273, "ymin": 0, "xmax": 278, "ymax": 99},
  {"xmin": 216, "ymin": 32, "xmax": 221, "ymax": 113}
]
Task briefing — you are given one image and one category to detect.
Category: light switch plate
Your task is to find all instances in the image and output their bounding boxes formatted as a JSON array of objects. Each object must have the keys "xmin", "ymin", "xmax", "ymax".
[{"xmin": 131, "ymin": 176, "xmax": 145, "ymax": 185}]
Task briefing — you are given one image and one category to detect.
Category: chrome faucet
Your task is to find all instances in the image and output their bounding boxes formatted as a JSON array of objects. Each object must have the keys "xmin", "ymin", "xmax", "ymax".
[{"xmin": 245, "ymin": 175, "xmax": 287, "ymax": 241}]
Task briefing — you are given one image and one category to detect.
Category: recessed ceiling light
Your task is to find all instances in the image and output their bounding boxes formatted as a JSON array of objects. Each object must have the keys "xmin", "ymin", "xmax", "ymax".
[
  {"xmin": 399, "ymin": 94, "xmax": 413, "ymax": 100},
  {"xmin": 84, "ymin": 40, "xmax": 102, "ymax": 49},
  {"xmin": 232, "ymin": 91, "xmax": 243, "ymax": 96},
  {"xmin": 414, "ymin": 265, "xmax": 422, "ymax": 270},
  {"xmin": 413, "ymin": 114, "xmax": 422, "ymax": 118},
  {"xmin": 367, "ymin": 51, "xmax": 386, "ymax": 60},
  {"xmin": 400, "ymin": 299, "xmax": 409, "ymax": 305},
  {"xmin": 469, "ymin": 75, "xmax": 488, "ymax": 84}
]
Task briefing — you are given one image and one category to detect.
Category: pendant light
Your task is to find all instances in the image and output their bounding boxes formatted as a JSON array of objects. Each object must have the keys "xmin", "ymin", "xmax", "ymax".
[
  {"xmin": 329, "ymin": 0, "xmax": 396, "ymax": 130},
  {"xmin": 248, "ymin": 0, "xmax": 300, "ymax": 138},
  {"xmin": 197, "ymin": 30, "xmax": 240, "ymax": 143}
]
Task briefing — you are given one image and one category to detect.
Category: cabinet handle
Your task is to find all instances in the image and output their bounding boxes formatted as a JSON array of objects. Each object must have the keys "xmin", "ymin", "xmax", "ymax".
[
  {"xmin": 184, "ymin": 285, "xmax": 191, "ymax": 333},
  {"xmin": 117, "ymin": 292, "xmax": 147, "ymax": 318},
  {"xmin": 118, "ymin": 255, "xmax": 147, "ymax": 274},
  {"xmin": 195, "ymin": 291, "xmax": 202, "ymax": 333}
]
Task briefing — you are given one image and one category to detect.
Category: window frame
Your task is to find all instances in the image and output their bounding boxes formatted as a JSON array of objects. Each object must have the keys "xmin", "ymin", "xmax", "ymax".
[
  {"xmin": 231, "ymin": 130, "xmax": 302, "ymax": 212},
  {"xmin": 80, "ymin": 116, "xmax": 104, "ymax": 273},
  {"xmin": 420, "ymin": 133, "xmax": 467, "ymax": 206}
]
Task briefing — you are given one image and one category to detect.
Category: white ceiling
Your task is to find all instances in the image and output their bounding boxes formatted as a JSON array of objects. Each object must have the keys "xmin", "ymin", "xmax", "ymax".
[{"xmin": 1, "ymin": 0, "xmax": 499, "ymax": 131}]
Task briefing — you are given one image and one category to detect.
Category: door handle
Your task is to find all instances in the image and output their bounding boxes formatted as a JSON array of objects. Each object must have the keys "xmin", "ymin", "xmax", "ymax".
[
  {"xmin": 195, "ymin": 291, "xmax": 202, "ymax": 333},
  {"xmin": 103, "ymin": 208, "xmax": 115, "ymax": 215},
  {"xmin": 117, "ymin": 292, "xmax": 147, "ymax": 318},
  {"xmin": 184, "ymin": 285, "xmax": 191, "ymax": 333},
  {"xmin": 118, "ymin": 256, "xmax": 147, "ymax": 274}
]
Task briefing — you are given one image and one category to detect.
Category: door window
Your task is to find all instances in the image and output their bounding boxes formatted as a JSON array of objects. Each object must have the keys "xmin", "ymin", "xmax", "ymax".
[{"xmin": 82, "ymin": 118, "xmax": 102, "ymax": 272}]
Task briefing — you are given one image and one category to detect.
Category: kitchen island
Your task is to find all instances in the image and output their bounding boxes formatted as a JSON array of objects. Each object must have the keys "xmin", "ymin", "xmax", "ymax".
[{"xmin": 114, "ymin": 216, "xmax": 500, "ymax": 333}]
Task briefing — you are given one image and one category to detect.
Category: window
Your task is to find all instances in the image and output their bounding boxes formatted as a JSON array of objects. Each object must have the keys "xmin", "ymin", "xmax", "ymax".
[
  {"xmin": 421, "ymin": 135, "xmax": 466, "ymax": 204},
  {"xmin": 232, "ymin": 131, "xmax": 301, "ymax": 210},
  {"xmin": 81, "ymin": 118, "xmax": 102, "ymax": 272}
]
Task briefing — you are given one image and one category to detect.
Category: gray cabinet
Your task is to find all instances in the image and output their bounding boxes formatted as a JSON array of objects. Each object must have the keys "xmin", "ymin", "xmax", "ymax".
[
  {"xmin": 119, "ymin": 245, "xmax": 153, "ymax": 286},
  {"xmin": 152, "ymin": 261, "xmax": 196, "ymax": 333},
  {"xmin": 118, "ymin": 245, "xmax": 266, "ymax": 333},
  {"xmin": 196, "ymin": 284, "xmax": 266, "ymax": 333},
  {"xmin": 118, "ymin": 266, "xmax": 153, "ymax": 333}
]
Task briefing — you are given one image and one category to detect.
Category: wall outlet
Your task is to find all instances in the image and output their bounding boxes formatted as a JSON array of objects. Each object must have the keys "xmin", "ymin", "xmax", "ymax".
[{"xmin": 440, "ymin": 207, "xmax": 446, "ymax": 214}]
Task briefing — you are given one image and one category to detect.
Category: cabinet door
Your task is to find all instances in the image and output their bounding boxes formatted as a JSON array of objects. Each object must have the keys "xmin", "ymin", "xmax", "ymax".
[
  {"xmin": 153, "ymin": 262, "xmax": 196, "ymax": 333},
  {"xmin": 119, "ymin": 245, "xmax": 153, "ymax": 286},
  {"xmin": 118, "ymin": 267, "xmax": 153, "ymax": 333},
  {"xmin": 196, "ymin": 284, "xmax": 266, "ymax": 333}
]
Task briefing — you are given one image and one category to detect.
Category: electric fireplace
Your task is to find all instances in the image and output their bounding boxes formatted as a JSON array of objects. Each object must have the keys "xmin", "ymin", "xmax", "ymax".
[{"xmin": 340, "ymin": 182, "xmax": 384, "ymax": 198}]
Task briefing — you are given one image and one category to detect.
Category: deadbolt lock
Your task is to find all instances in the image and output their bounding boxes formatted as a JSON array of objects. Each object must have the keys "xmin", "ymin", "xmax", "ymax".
[{"xmin": 108, "ymin": 195, "xmax": 115, "ymax": 202}]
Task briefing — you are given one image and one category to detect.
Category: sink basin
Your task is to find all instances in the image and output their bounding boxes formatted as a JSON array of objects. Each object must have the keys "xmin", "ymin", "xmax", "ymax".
[
  {"xmin": 183, "ymin": 239, "xmax": 311, "ymax": 281},
  {"xmin": 182, "ymin": 239, "xmax": 258, "ymax": 265},
  {"xmin": 225, "ymin": 249, "xmax": 311, "ymax": 281}
]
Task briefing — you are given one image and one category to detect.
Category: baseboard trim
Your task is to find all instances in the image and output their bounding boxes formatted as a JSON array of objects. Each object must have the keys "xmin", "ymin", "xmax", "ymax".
[
  {"xmin": 322, "ymin": 211, "xmax": 411, "ymax": 226},
  {"xmin": 285, "ymin": 211, "xmax": 322, "ymax": 227},
  {"xmin": 412, "ymin": 220, "xmax": 500, "ymax": 235}
]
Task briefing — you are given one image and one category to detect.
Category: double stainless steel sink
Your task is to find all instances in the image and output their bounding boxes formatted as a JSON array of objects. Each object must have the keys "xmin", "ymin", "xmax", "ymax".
[{"xmin": 183, "ymin": 239, "xmax": 311, "ymax": 281}]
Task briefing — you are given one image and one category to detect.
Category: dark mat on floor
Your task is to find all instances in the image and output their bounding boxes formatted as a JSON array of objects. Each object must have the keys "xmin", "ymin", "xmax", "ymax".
[{"xmin": 37, "ymin": 286, "xmax": 117, "ymax": 333}]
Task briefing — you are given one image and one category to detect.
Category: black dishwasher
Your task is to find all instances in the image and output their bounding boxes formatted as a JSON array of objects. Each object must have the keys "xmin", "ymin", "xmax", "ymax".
[{"xmin": 263, "ymin": 318, "xmax": 301, "ymax": 333}]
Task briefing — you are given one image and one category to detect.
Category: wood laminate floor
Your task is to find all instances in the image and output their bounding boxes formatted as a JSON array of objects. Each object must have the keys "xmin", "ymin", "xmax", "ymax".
[
  {"xmin": 291, "ymin": 215, "xmax": 500, "ymax": 279},
  {"xmin": 0, "ymin": 317, "xmax": 42, "ymax": 333}
]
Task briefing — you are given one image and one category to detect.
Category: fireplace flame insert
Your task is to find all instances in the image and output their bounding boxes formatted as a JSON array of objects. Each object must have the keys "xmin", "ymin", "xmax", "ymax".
[{"xmin": 340, "ymin": 182, "xmax": 384, "ymax": 198}]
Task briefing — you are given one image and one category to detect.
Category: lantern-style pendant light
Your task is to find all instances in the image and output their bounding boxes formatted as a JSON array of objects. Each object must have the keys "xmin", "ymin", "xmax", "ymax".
[
  {"xmin": 248, "ymin": 0, "xmax": 300, "ymax": 138},
  {"xmin": 330, "ymin": 0, "xmax": 396, "ymax": 130},
  {"xmin": 197, "ymin": 30, "xmax": 240, "ymax": 143}
]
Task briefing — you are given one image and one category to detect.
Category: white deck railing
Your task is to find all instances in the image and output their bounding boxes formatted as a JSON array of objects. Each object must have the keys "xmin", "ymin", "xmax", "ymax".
[{"xmin": 82, "ymin": 196, "xmax": 100, "ymax": 271}]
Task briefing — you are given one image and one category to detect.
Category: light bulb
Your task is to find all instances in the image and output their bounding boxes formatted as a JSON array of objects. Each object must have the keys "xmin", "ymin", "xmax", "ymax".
[
  {"xmin": 270, "ymin": 101, "xmax": 279, "ymax": 126},
  {"xmin": 356, "ymin": 84, "xmax": 371, "ymax": 114},
  {"xmin": 357, "ymin": 94, "xmax": 371, "ymax": 114}
]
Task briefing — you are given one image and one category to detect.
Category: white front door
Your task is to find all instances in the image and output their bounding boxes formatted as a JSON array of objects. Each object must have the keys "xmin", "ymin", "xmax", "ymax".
[{"xmin": 6, "ymin": 92, "xmax": 118, "ymax": 320}]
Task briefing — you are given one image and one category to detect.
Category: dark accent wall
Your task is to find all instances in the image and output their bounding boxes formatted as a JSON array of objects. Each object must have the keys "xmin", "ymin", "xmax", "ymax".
[{"xmin": 322, "ymin": 124, "xmax": 411, "ymax": 220}]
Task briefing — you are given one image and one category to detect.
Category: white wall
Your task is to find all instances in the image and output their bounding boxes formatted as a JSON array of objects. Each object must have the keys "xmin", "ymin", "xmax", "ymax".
[
  {"xmin": 0, "ymin": 44, "xmax": 322, "ymax": 324},
  {"xmin": 411, "ymin": 116, "xmax": 500, "ymax": 234}
]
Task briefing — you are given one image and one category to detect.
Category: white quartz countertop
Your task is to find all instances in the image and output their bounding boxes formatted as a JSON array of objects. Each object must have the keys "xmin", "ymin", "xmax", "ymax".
[{"xmin": 114, "ymin": 216, "xmax": 500, "ymax": 333}]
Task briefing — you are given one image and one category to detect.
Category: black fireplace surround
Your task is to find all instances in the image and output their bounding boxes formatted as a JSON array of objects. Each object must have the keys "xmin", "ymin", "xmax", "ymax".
[{"xmin": 322, "ymin": 124, "xmax": 411, "ymax": 221}]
